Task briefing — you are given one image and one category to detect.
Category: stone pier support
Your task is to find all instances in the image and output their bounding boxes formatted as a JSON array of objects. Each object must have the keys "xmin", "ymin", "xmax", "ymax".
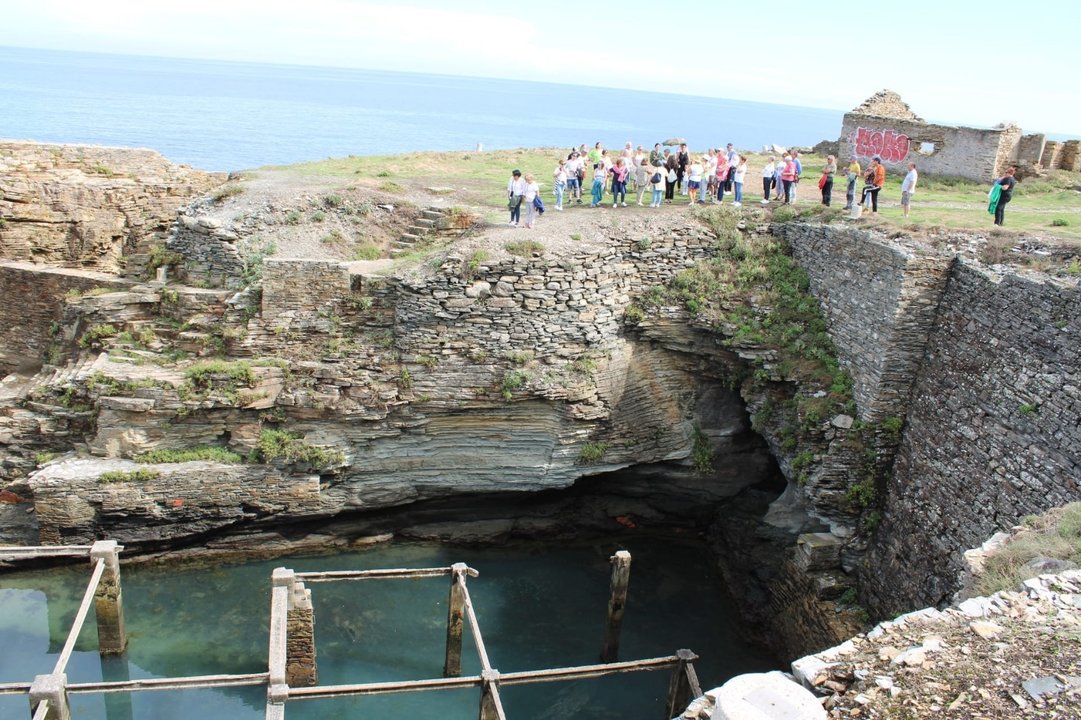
[
  {"xmin": 29, "ymin": 673, "xmax": 70, "ymax": 720},
  {"xmin": 89, "ymin": 541, "xmax": 126, "ymax": 655},
  {"xmin": 273, "ymin": 568, "xmax": 318, "ymax": 687}
]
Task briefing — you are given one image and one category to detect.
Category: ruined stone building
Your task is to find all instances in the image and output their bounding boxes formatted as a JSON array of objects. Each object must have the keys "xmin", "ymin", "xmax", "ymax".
[{"xmin": 838, "ymin": 90, "xmax": 1080, "ymax": 182}]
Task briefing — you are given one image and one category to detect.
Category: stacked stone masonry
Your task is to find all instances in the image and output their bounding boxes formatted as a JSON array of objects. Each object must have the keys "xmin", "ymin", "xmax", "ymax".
[
  {"xmin": 0, "ymin": 262, "xmax": 132, "ymax": 375},
  {"xmin": 860, "ymin": 262, "xmax": 1080, "ymax": 616}
]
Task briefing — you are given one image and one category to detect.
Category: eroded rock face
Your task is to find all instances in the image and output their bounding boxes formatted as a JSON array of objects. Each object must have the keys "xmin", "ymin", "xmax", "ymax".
[{"xmin": 0, "ymin": 141, "xmax": 223, "ymax": 271}]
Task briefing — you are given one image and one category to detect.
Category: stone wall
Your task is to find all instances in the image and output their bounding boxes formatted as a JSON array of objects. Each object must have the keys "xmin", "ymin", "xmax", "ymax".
[
  {"xmin": 777, "ymin": 226, "xmax": 953, "ymax": 422},
  {"xmin": 839, "ymin": 113, "xmax": 1019, "ymax": 182},
  {"xmin": 167, "ymin": 212, "xmax": 246, "ymax": 287},
  {"xmin": 0, "ymin": 141, "xmax": 223, "ymax": 272},
  {"xmin": 862, "ymin": 262, "xmax": 1081, "ymax": 616},
  {"xmin": 0, "ymin": 262, "xmax": 131, "ymax": 375}
]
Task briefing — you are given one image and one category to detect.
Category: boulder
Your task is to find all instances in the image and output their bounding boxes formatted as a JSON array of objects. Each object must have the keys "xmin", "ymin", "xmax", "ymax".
[{"xmin": 711, "ymin": 671, "xmax": 826, "ymax": 720}]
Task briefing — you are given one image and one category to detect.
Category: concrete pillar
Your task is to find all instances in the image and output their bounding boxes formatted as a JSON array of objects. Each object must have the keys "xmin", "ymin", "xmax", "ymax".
[
  {"xmin": 29, "ymin": 673, "xmax": 70, "ymax": 720},
  {"xmin": 89, "ymin": 541, "xmax": 126, "ymax": 655},
  {"xmin": 600, "ymin": 550, "xmax": 631, "ymax": 662},
  {"xmin": 444, "ymin": 563, "xmax": 468, "ymax": 678}
]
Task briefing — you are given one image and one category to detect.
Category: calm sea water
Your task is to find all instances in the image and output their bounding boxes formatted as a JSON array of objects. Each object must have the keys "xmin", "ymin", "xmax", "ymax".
[
  {"xmin": 0, "ymin": 46, "xmax": 841, "ymax": 172},
  {"xmin": 0, "ymin": 538, "xmax": 775, "ymax": 720}
]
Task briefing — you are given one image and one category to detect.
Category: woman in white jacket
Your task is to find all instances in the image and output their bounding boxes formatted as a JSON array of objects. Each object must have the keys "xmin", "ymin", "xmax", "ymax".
[
  {"xmin": 523, "ymin": 174, "xmax": 541, "ymax": 228},
  {"xmin": 760, "ymin": 156, "xmax": 775, "ymax": 204}
]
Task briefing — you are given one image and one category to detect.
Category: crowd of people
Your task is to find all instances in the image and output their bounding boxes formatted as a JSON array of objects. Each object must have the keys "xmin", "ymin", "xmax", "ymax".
[{"xmin": 505, "ymin": 141, "xmax": 1020, "ymax": 228}]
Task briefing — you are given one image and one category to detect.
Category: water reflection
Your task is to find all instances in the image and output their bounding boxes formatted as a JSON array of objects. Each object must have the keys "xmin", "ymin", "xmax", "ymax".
[{"xmin": 0, "ymin": 537, "xmax": 776, "ymax": 719}]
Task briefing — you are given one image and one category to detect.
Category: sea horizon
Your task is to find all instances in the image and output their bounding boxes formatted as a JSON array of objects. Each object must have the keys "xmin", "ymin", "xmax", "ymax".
[
  {"xmin": 1, "ymin": 45, "xmax": 1072, "ymax": 173},
  {"xmin": 0, "ymin": 45, "xmax": 848, "ymax": 172}
]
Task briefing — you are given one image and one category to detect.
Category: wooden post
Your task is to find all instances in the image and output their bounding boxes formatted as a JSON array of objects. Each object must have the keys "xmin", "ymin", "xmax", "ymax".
[
  {"xmin": 478, "ymin": 669, "xmax": 503, "ymax": 720},
  {"xmin": 600, "ymin": 550, "xmax": 631, "ymax": 663},
  {"xmin": 444, "ymin": 563, "xmax": 468, "ymax": 678},
  {"xmin": 664, "ymin": 649, "xmax": 701, "ymax": 719},
  {"xmin": 89, "ymin": 541, "xmax": 126, "ymax": 654},
  {"xmin": 29, "ymin": 673, "xmax": 70, "ymax": 720}
]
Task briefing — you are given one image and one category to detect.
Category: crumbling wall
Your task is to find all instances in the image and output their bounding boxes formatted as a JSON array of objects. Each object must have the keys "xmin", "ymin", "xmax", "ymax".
[
  {"xmin": 0, "ymin": 262, "xmax": 130, "ymax": 375},
  {"xmin": 839, "ymin": 114, "xmax": 1019, "ymax": 182}
]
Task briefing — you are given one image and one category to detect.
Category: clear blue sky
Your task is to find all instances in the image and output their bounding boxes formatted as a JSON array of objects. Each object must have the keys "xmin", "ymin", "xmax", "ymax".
[{"xmin": 6, "ymin": 0, "xmax": 1080, "ymax": 135}]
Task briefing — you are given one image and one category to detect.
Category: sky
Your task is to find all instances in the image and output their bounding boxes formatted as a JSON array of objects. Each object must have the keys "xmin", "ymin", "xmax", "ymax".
[{"xmin": 6, "ymin": 0, "xmax": 1081, "ymax": 135}]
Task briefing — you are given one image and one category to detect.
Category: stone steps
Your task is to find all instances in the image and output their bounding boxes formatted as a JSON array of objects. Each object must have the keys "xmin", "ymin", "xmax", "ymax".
[{"xmin": 391, "ymin": 207, "xmax": 448, "ymax": 253}]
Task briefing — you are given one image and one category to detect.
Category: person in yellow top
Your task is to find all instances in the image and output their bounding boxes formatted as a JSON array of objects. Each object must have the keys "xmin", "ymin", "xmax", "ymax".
[{"xmin": 844, "ymin": 157, "xmax": 861, "ymax": 210}]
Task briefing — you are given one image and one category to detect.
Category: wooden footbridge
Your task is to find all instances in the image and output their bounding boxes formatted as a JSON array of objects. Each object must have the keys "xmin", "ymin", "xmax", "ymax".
[{"xmin": 0, "ymin": 544, "xmax": 703, "ymax": 720}]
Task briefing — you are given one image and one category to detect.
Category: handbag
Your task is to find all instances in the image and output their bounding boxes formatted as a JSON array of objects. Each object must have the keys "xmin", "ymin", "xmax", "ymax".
[
  {"xmin": 651, "ymin": 172, "xmax": 662, "ymax": 184},
  {"xmin": 666, "ymin": 169, "xmax": 677, "ymax": 183},
  {"xmin": 818, "ymin": 174, "xmax": 828, "ymax": 190}
]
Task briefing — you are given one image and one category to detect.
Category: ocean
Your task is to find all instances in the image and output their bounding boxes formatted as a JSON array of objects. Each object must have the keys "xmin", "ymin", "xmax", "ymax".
[{"xmin": 0, "ymin": 46, "xmax": 842, "ymax": 173}]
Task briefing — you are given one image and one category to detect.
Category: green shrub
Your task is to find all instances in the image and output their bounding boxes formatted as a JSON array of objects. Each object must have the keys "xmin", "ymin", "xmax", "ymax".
[
  {"xmin": 379, "ymin": 181, "xmax": 405, "ymax": 193},
  {"xmin": 311, "ymin": 210, "xmax": 327, "ymax": 223},
  {"xmin": 501, "ymin": 369, "xmax": 528, "ymax": 400},
  {"xmin": 624, "ymin": 304, "xmax": 645, "ymax": 323},
  {"xmin": 251, "ymin": 429, "xmax": 345, "ymax": 468},
  {"xmin": 241, "ymin": 240, "xmax": 277, "ymax": 285},
  {"xmin": 323, "ymin": 194, "xmax": 344, "ymax": 208},
  {"xmin": 579, "ymin": 441, "xmax": 609, "ymax": 464},
  {"xmin": 100, "ymin": 468, "xmax": 160, "ymax": 483},
  {"xmin": 285, "ymin": 210, "xmax": 302, "ymax": 225},
  {"xmin": 1051, "ymin": 218, "xmax": 1070, "ymax": 227},
  {"xmin": 465, "ymin": 249, "xmax": 490, "ymax": 279},
  {"xmin": 691, "ymin": 426, "xmax": 713, "ymax": 474},
  {"xmin": 133, "ymin": 446, "xmax": 244, "ymax": 464},
  {"xmin": 184, "ymin": 360, "xmax": 255, "ymax": 389},
  {"xmin": 79, "ymin": 323, "xmax": 118, "ymax": 348},
  {"xmin": 844, "ymin": 478, "xmax": 877, "ymax": 510}
]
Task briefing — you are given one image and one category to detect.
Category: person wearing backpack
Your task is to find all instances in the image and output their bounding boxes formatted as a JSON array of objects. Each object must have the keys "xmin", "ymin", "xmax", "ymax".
[{"xmin": 820, "ymin": 154, "xmax": 837, "ymax": 206}]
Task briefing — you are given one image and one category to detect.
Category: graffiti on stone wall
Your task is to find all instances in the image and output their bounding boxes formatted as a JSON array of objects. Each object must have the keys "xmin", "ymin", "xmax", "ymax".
[{"xmin": 853, "ymin": 127, "xmax": 910, "ymax": 163}]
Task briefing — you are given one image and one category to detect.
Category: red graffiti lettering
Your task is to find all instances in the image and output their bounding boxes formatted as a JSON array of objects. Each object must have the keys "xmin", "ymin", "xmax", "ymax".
[{"xmin": 854, "ymin": 126, "xmax": 910, "ymax": 164}]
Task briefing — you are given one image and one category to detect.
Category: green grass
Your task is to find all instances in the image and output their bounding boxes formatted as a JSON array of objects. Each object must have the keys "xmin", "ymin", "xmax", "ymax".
[
  {"xmin": 975, "ymin": 503, "xmax": 1081, "ymax": 596},
  {"xmin": 133, "ymin": 446, "xmax": 244, "ymax": 465},
  {"xmin": 259, "ymin": 147, "xmax": 1080, "ymax": 246},
  {"xmin": 183, "ymin": 360, "xmax": 255, "ymax": 388},
  {"xmin": 100, "ymin": 468, "xmax": 161, "ymax": 483},
  {"xmin": 210, "ymin": 184, "xmax": 245, "ymax": 203},
  {"xmin": 505, "ymin": 239, "xmax": 544, "ymax": 257}
]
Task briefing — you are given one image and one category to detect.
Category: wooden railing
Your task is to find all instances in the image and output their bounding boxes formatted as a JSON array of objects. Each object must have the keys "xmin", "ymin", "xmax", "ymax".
[{"xmin": 1, "ymin": 544, "xmax": 702, "ymax": 720}]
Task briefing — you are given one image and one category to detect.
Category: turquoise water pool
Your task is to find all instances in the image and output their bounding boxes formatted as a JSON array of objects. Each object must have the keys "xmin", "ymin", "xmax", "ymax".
[{"xmin": 0, "ymin": 537, "xmax": 776, "ymax": 719}]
